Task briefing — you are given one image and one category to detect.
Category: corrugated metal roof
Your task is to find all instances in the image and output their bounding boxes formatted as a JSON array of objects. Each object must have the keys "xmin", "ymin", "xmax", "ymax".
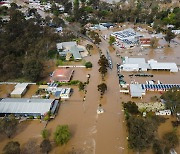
[
  {"xmin": 11, "ymin": 83, "xmax": 28, "ymax": 95},
  {"xmin": 0, "ymin": 98, "xmax": 55, "ymax": 115}
]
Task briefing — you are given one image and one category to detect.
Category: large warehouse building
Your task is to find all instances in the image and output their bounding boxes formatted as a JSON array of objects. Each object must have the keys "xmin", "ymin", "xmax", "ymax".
[
  {"xmin": 0, "ymin": 98, "xmax": 59, "ymax": 118},
  {"xmin": 120, "ymin": 57, "xmax": 178, "ymax": 72}
]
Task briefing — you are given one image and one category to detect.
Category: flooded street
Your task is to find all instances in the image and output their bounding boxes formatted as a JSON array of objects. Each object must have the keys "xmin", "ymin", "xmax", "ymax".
[{"xmin": 0, "ymin": 31, "xmax": 179, "ymax": 154}]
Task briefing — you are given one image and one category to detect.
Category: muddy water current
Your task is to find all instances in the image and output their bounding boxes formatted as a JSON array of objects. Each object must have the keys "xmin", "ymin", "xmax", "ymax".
[{"xmin": 0, "ymin": 36, "xmax": 179, "ymax": 153}]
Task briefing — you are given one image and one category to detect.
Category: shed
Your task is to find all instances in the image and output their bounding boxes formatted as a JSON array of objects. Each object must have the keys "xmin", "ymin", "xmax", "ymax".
[{"xmin": 11, "ymin": 83, "xmax": 28, "ymax": 98}]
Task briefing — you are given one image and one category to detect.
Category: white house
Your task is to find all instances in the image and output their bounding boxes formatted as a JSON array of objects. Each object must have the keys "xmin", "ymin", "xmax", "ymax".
[
  {"xmin": 155, "ymin": 110, "xmax": 171, "ymax": 115},
  {"xmin": 11, "ymin": 83, "xmax": 28, "ymax": 98}
]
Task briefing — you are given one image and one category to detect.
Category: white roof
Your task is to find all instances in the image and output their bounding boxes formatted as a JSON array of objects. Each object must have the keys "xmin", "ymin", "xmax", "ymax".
[
  {"xmin": 130, "ymin": 84, "xmax": 145, "ymax": 97},
  {"xmin": 0, "ymin": 98, "xmax": 54, "ymax": 115},
  {"xmin": 11, "ymin": 83, "xmax": 28, "ymax": 95},
  {"xmin": 149, "ymin": 62, "xmax": 178, "ymax": 70},
  {"xmin": 124, "ymin": 57, "xmax": 146, "ymax": 64},
  {"xmin": 57, "ymin": 42, "xmax": 77, "ymax": 50}
]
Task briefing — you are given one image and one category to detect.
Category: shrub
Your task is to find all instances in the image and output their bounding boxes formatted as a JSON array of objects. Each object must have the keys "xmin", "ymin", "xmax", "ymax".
[
  {"xmin": 29, "ymin": 116, "xmax": 34, "ymax": 119},
  {"xmin": 85, "ymin": 61, "xmax": 93, "ymax": 68}
]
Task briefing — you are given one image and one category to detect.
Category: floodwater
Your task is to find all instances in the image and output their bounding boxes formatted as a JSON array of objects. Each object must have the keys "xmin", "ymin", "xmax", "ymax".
[
  {"xmin": 0, "ymin": 84, "xmax": 15, "ymax": 98},
  {"xmin": 0, "ymin": 28, "xmax": 180, "ymax": 154}
]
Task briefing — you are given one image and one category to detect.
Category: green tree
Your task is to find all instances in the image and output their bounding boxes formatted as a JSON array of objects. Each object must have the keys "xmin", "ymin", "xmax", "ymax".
[
  {"xmin": 109, "ymin": 36, "xmax": 116, "ymax": 46},
  {"xmin": 97, "ymin": 83, "xmax": 107, "ymax": 98},
  {"xmin": 123, "ymin": 101, "xmax": 140, "ymax": 115},
  {"xmin": 165, "ymin": 30, "xmax": 175, "ymax": 47},
  {"xmin": 150, "ymin": 37, "xmax": 158, "ymax": 49},
  {"xmin": 152, "ymin": 140, "xmax": 163, "ymax": 154},
  {"xmin": 40, "ymin": 139, "xmax": 52, "ymax": 154},
  {"xmin": 86, "ymin": 44, "xmax": 93, "ymax": 51},
  {"xmin": 78, "ymin": 81, "xmax": 85, "ymax": 91},
  {"xmin": 41, "ymin": 129, "xmax": 49, "ymax": 139},
  {"xmin": 160, "ymin": 88, "xmax": 180, "ymax": 114},
  {"xmin": 54, "ymin": 125, "xmax": 71, "ymax": 145},
  {"xmin": 127, "ymin": 117, "xmax": 156, "ymax": 152},
  {"xmin": 23, "ymin": 58, "xmax": 43, "ymax": 82},
  {"xmin": 98, "ymin": 55, "xmax": 108, "ymax": 67},
  {"xmin": 21, "ymin": 138, "xmax": 39, "ymax": 154},
  {"xmin": 85, "ymin": 61, "xmax": 93, "ymax": 68},
  {"xmin": 162, "ymin": 131, "xmax": 179, "ymax": 150},
  {"xmin": 3, "ymin": 141, "xmax": 20, "ymax": 154},
  {"xmin": 0, "ymin": 114, "xmax": 18, "ymax": 138}
]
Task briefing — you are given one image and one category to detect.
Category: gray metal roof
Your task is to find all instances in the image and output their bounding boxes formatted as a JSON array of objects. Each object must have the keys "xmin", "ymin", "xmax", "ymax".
[
  {"xmin": 130, "ymin": 84, "xmax": 145, "ymax": 97},
  {"xmin": 70, "ymin": 46, "xmax": 82, "ymax": 60},
  {"xmin": 0, "ymin": 98, "xmax": 55, "ymax": 115}
]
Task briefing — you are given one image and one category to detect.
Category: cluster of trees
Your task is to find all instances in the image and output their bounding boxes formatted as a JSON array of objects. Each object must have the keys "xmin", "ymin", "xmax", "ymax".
[
  {"xmin": 0, "ymin": 114, "xmax": 18, "ymax": 138},
  {"xmin": 88, "ymin": 31, "xmax": 101, "ymax": 45},
  {"xmin": 2, "ymin": 125, "xmax": 71, "ymax": 154},
  {"xmin": 0, "ymin": 6, "xmax": 61, "ymax": 81},
  {"xmin": 123, "ymin": 101, "xmax": 179, "ymax": 153},
  {"xmin": 161, "ymin": 88, "xmax": 180, "ymax": 114},
  {"xmin": 98, "ymin": 55, "xmax": 109, "ymax": 80},
  {"xmin": 57, "ymin": 0, "xmax": 180, "ymax": 31}
]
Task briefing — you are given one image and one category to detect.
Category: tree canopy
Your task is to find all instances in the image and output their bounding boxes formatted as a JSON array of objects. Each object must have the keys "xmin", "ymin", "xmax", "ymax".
[
  {"xmin": 0, "ymin": 114, "xmax": 18, "ymax": 138},
  {"xmin": 3, "ymin": 141, "xmax": 20, "ymax": 154},
  {"xmin": 54, "ymin": 125, "xmax": 71, "ymax": 145}
]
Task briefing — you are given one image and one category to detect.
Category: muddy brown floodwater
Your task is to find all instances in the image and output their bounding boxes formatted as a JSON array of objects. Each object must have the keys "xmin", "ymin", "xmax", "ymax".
[{"xmin": 0, "ymin": 34, "xmax": 179, "ymax": 154}]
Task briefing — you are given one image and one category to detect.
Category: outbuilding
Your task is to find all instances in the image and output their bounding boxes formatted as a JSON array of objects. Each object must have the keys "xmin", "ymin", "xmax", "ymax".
[{"xmin": 11, "ymin": 83, "xmax": 28, "ymax": 98}]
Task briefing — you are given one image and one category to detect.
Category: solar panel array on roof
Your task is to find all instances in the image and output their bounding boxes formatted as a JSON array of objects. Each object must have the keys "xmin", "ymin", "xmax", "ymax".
[{"xmin": 141, "ymin": 84, "xmax": 180, "ymax": 91}]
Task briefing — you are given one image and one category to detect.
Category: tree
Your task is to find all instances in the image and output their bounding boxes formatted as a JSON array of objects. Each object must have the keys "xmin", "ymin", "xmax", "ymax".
[
  {"xmin": 150, "ymin": 37, "xmax": 158, "ymax": 49},
  {"xmin": 54, "ymin": 125, "xmax": 71, "ymax": 145},
  {"xmin": 160, "ymin": 88, "xmax": 180, "ymax": 114},
  {"xmin": 123, "ymin": 101, "xmax": 140, "ymax": 115},
  {"xmin": 152, "ymin": 140, "xmax": 163, "ymax": 154},
  {"xmin": 127, "ymin": 117, "xmax": 156, "ymax": 152},
  {"xmin": 21, "ymin": 139, "xmax": 39, "ymax": 154},
  {"xmin": 41, "ymin": 129, "xmax": 49, "ymax": 139},
  {"xmin": 85, "ymin": 61, "xmax": 93, "ymax": 68},
  {"xmin": 78, "ymin": 81, "xmax": 85, "ymax": 91},
  {"xmin": 109, "ymin": 36, "xmax": 116, "ymax": 46},
  {"xmin": 86, "ymin": 44, "xmax": 93, "ymax": 51},
  {"xmin": 0, "ymin": 114, "xmax": 18, "ymax": 138},
  {"xmin": 164, "ymin": 30, "xmax": 175, "ymax": 47},
  {"xmin": 98, "ymin": 66, "xmax": 107, "ymax": 79},
  {"xmin": 98, "ymin": 55, "xmax": 108, "ymax": 67},
  {"xmin": 40, "ymin": 139, "xmax": 52, "ymax": 154},
  {"xmin": 162, "ymin": 131, "xmax": 179, "ymax": 150},
  {"xmin": 97, "ymin": 83, "xmax": 107, "ymax": 97},
  {"xmin": 3, "ymin": 141, "xmax": 20, "ymax": 154},
  {"xmin": 23, "ymin": 58, "xmax": 43, "ymax": 82}
]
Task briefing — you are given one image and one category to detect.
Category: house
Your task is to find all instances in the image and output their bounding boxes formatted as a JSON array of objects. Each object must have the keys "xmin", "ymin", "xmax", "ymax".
[
  {"xmin": 56, "ymin": 42, "xmax": 85, "ymax": 61},
  {"xmin": 0, "ymin": 98, "xmax": 59, "ymax": 118},
  {"xmin": 11, "ymin": 83, "xmax": 28, "ymax": 98},
  {"xmin": 50, "ymin": 68, "xmax": 74, "ymax": 83},
  {"xmin": 155, "ymin": 110, "xmax": 171, "ymax": 115},
  {"xmin": 54, "ymin": 88, "xmax": 72, "ymax": 99}
]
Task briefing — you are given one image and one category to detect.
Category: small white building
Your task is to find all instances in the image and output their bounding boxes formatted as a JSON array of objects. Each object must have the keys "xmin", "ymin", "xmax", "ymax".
[
  {"xmin": 11, "ymin": 83, "xmax": 28, "ymax": 98},
  {"xmin": 130, "ymin": 84, "xmax": 145, "ymax": 98},
  {"xmin": 54, "ymin": 88, "xmax": 72, "ymax": 99},
  {"xmin": 155, "ymin": 110, "xmax": 171, "ymax": 116}
]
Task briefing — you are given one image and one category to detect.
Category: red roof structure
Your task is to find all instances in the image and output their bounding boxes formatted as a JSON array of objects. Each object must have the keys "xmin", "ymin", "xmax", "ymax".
[{"xmin": 51, "ymin": 68, "xmax": 74, "ymax": 82}]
